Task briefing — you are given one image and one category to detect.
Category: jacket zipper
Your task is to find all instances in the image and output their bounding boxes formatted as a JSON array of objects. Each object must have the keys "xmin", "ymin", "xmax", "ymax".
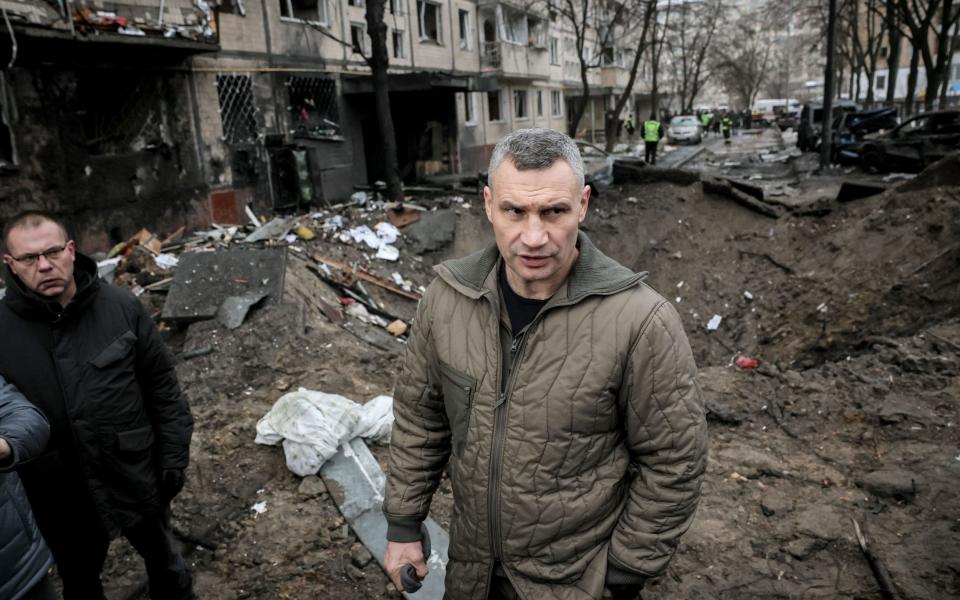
[
  {"xmin": 489, "ymin": 332, "xmax": 528, "ymax": 563},
  {"xmin": 479, "ymin": 273, "xmax": 644, "ymax": 567}
]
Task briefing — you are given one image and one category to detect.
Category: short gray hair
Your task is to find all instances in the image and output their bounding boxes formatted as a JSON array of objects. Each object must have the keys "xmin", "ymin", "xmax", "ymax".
[{"xmin": 487, "ymin": 128, "xmax": 584, "ymax": 190}]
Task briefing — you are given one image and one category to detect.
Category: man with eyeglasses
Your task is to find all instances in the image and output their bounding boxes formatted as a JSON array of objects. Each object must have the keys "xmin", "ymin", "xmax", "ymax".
[{"xmin": 0, "ymin": 211, "xmax": 194, "ymax": 600}]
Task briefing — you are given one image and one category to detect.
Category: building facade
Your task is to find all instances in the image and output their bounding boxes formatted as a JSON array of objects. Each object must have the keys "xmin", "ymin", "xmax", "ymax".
[{"xmin": 0, "ymin": 0, "xmax": 648, "ymax": 245}]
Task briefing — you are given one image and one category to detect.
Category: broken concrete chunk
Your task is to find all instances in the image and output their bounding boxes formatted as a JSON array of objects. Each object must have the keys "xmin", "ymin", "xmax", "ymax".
[
  {"xmin": 858, "ymin": 469, "xmax": 917, "ymax": 502},
  {"xmin": 216, "ymin": 290, "xmax": 270, "ymax": 330},
  {"xmin": 297, "ymin": 475, "xmax": 328, "ymax": 498},
  {"xmin": 350, "ymin": 543, "xmax": 374, "ymax": 569},
  {"xmin": 161, "ymin": 249, "xmax": 285, "ymax": 323},
  {"xmin": 402, "ymin": 209, "xmax": 457, "ymax": 253},
  {"xmin": 244, "ymin": 217, "xmax": 296, "ymax": 243}
]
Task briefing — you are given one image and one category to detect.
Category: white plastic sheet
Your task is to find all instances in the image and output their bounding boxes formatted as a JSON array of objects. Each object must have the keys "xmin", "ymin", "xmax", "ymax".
[{"xmin": 255, "ymin": 388, "xmax": 394, "ymax": 476}]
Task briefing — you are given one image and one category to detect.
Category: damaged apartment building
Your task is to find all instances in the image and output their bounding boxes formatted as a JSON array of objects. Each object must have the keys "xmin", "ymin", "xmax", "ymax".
[{"xmin": 0, "ymin": 0, "xmax": 646, "ymax": 246}]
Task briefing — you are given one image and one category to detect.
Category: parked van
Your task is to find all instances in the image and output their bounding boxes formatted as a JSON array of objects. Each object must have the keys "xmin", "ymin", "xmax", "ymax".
[{"xmin": 752, "ymin": 99, "xmax": 801, "ymax": 126}]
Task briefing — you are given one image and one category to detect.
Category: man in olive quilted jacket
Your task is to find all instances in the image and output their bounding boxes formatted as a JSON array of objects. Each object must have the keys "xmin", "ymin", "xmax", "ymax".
[{"xmin": 384, "ymin": 128, "xmax": 708, "ymax": 600}]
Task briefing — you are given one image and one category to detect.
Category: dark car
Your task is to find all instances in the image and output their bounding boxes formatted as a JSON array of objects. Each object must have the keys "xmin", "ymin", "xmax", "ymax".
[
  {"xmin": 797, "ymin": 100, "xmax": 860, "ymax": 152},
  {"xmin": 858, "ymin": 110, "xmax": 960, "ymax": 173},
  {"xmin": 832, "ymin": 107, "xmax": 899, "ymax": 164}
]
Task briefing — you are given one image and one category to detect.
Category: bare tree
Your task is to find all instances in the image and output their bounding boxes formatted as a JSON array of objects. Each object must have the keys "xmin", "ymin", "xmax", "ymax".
[
  {"xmin": 882, "ymin": 0, "xmax": 903, "ymax": 105},
  {"xmin": 666, "ymin": 0, "xmax": 724, "ymax": 114},
  {"xmin": 649, "ymin": 0, "xmax": 672, "ymax": 117},
  {"xmin": 712, "ymin": 13, "xmax": 773, "ymax": 109},
  {"xmin": 896, "ymin": 0, "xmax": 960, "ymax": 112},
  {"xmin": 547, "ymin": 0, "xmax": 661, "ymax": 141},
  {"xmin": 601, "ymin": 0, "xmax": 658, "ymax": 150},
  {"xmin": 307, "ymin": 1, "xmax": 401, "ymax": 201}
]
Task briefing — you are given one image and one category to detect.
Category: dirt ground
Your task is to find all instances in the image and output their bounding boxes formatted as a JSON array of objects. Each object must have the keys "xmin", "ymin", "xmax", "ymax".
[{"xmin": 85, "ymin": 142, "xmax": 960, "ymax": 599}]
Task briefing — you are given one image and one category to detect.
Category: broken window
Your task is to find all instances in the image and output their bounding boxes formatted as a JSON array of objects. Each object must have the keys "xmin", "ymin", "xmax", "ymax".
[
  {"xmin": 458, "ymin": 9, "xmax": 472, "ymax": 50},
  {"xmin": 488, "ymin": 90, "xmax": 502, "ymax": 122},
  {"xmin": 286, "ymin": 75, "xmax": 340, "ymax": 139},
  {"xmin": 549, "ymin": 37, "xmax": 559, "ymax": 65},
  {"xmin": 551, "ymin": 90, "xmax": 562, "ymax": 116},
  {"xmin": 499, "ymin": 5, "xmax": 527, "ymax": 45},
  {"xmin": 0, "ymin": 73, "xmax": 17, "ymax": 169},
  {"xmin": 216, "ymin": 74, "xmax": 260, "ymax": 145},
  {"xmin": 79, "ymin": 72, "xmax": 169, "ymax": 155},
  {"xmin": 417, "ymin": 1, "xmax": 442, "ymax": 43},
  {"xmin": 514, "ymin": 89, "xmax": 527, "ymax": 119},
  {"xmin": 527, "ymin": 17, "xmax": 546, "ymax": 48},
  {"xmin": 351, "ymin": 22, "xmax": 366, "ymax": 54},
  {"xmin": 393, "ymin": 30, "xmax": 405, "ymax": 58},
  {"xmin": 602, "ymin": 46, "xmax": 614, "ymax": 66},
  {"xmin": 280, "ymin": 0, "xmax": 329, "ymax": 24},
  {"xmin": 536, "ymin": 90, "xmax": 543, "ymax": 118},
  {"xmin": 462, "ymin": 92, "xmax": 476, "ymax": 124}
]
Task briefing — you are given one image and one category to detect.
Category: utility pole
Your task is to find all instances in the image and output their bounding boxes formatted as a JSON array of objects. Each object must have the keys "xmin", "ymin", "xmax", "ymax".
[{"xmin": 820, "ymin": 0, "xmax": 837, "ymax": 169}]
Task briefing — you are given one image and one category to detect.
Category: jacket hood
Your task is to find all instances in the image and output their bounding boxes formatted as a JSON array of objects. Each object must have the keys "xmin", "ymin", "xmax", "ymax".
[
  {"xmin": 2, "ymin": 253, "xmax": 101, "ymax": 323},
  {"xmin": 435, "ymin": 231, "xmax": 645, "ymax": 303}
]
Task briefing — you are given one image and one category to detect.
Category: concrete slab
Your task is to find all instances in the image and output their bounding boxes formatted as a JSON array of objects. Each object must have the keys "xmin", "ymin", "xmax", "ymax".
[{"xmin": 161, "ymin": 249, "xmax": 286, "ymax": 323}]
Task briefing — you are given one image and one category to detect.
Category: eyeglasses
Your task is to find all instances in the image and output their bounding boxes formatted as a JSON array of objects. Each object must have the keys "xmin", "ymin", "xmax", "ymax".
[{"xmin": 11, "ymin": 245, "xmax": 67, "ymax": 266}]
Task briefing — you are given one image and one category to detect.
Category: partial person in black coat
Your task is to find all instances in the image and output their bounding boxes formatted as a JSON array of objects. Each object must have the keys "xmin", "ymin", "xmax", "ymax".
[
  {"xmin": 0, "ymin": 375, "xmax": 55, "ymax": 600},
  {"xmin": 0, "ymin": 211, "xmax": 195, "ymax": 600}
]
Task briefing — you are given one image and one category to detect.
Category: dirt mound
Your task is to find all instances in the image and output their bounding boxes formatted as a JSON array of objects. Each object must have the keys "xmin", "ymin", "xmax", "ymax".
[{"xmin": 896, "ymin": 151, "xmax": 960, "ymax": 192}]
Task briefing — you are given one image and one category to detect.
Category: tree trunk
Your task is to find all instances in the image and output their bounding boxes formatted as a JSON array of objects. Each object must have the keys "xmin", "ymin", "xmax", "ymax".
[
  {"xmin": 569, "ymin": 58, "xmax": 591, "ymax": 137},
  {"xmin": 366, "ymin": 0, "xmax": 402, "ymax": 202},
  {"xmin": 820, "ymin": 0, "xmax": 838, "ymax": 169},
  {"xmin": 603, "ymin": 109, "xmax": 618, "ymax": 152},
  {"xmin": 884, "ymin": 0, "xmax": 901, "ymax": 105},
  {"xmin": 904, "ymin": 42, "xmax": 919, "ymax": 116}
]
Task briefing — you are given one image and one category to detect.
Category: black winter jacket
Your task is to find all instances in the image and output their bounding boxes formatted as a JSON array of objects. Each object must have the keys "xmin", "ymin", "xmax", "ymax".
[
  {"xmin": 0, "ymin": 253, "xmax": 193, "ymax": 533},
  {"xmin": 0, "ymin": 375, "xmax": 53, "ymax": 600}
]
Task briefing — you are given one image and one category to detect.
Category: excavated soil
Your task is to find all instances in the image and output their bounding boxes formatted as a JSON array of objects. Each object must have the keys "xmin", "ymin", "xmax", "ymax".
[{"xmin": 90, "ymin": 154, "xmax": 960, "ymax": 599}]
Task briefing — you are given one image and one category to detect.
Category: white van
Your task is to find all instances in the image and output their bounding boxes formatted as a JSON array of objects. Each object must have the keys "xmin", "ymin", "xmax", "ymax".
[{"xmin": 752, "ymin": 99, "xmax": 801, "ymax": 125}]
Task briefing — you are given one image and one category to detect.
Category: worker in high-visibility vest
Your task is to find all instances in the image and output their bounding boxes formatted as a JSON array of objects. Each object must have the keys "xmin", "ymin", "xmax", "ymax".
[
  {"xmin": 700, "ymin": 111, "xmax": 710, "ymax": 129},
  {"xmin": 643, "ymin": 113, "xmax": 664, "ymax": 165},
  {"xmin": 721, "ymin": 113, "xmax": 733, "ymax": 145}
]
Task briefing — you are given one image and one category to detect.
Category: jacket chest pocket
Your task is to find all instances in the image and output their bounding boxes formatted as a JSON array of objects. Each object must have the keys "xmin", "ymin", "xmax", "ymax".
[
  {"xmin": 86, "ymin": 330, "xmax": 140, "ymax": 423},
  {"xmin": 90, "ymin": 330, "xmax": 137, "ymax": 369},
  {"xmin": 438, "ymin": 361, "xmax": 476, "ymax": 457}
]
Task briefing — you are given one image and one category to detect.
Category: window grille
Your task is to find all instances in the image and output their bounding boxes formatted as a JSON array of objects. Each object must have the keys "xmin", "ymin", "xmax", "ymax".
[
  {"xmin": 216, "ymin": 74, "xmax": 259, "ymax": 145},
  {"xmin": 286, "ymin": 75, "xmax": 341, "ymax": 138}
]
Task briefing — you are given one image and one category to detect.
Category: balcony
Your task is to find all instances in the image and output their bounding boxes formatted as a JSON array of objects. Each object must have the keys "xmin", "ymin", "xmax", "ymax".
[{"xmin": 0, "ymin": 0, "xmax": 220, "ymax": 65}]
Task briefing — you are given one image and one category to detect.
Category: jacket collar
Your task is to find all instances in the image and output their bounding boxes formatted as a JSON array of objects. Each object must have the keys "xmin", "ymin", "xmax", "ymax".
[
  {"xmin": 434, "ymin": 231, "xmax": 646, "ymax": 304},
  {"xmin": 2, "ymin": 253, "xmax": 101, "ymax": 323}
]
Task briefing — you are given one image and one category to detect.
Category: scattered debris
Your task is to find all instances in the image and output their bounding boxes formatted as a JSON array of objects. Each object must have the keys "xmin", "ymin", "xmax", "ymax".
[
  {"xmin": 735, "ymin": 356, "xmax": 759, "ymax": 369},
  {"xmin": 707, "ymin": 315, "xmax": 723, "ymax": 331}
]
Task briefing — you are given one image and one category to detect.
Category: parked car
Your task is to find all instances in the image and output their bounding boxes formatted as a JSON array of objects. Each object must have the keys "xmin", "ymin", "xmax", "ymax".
[
  {"xmin": 831, "ymin": 107, "xmax": 900, "ymax": 164},
  {"xmin": 857, "ymin": 110, "xmax": 960, "ymax": 173},
  {"xmin": 668, "ymin": 115, "xmax": 703, "ymax": 144},
  {"xmin": 796, "ymin": 100, "xmax": 860, "ymax": 152}
]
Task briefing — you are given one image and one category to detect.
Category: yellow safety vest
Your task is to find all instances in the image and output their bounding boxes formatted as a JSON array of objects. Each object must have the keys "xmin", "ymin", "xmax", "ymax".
[{"xmin": 643, "ymin": 120, "xmax": 660, "ymax": 142}]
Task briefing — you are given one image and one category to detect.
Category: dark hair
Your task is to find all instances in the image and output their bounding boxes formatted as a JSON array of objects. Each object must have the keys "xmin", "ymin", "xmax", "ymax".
[{"xmin": 2, "ymin": 211, "xmax": 70, "ymax": 254}]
